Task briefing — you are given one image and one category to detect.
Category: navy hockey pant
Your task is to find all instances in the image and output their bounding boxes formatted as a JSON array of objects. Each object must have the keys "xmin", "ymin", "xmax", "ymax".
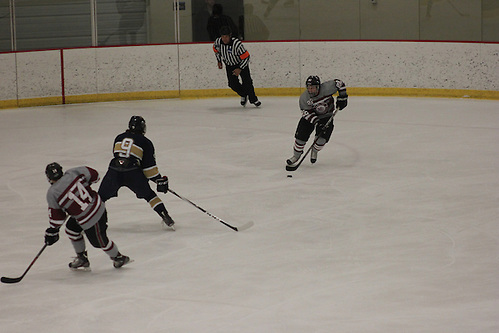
[
  {"xmin": 98, "ymin": 168, "xmax": 156, "ymax": 203},
  {"xmin": 98, "ymin": 168, "xmax": 168, "ymax": 218}
]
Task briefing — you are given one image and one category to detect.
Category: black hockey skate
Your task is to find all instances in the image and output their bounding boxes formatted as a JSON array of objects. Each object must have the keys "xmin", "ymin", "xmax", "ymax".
[
  {"xmin": 69, "ymin": 251, "xmax": 91, "ymax": 271},
  {"xmin": 161, "ymin": 212, "xmax": 176, "ymax": 231},
  {"xmin": 112, "ymin": 254, "xmax": 131, "ymax": 268}
]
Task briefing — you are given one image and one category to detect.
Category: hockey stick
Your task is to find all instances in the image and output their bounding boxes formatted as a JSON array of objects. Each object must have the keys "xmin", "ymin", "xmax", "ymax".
[
  {"xmin": 1, "ymin": 244, "xmax": 48, "ymax": 284},
  {"xmin": 286, "ymin": 109, "xmax": 338, "ymax": 172},
  {"xmin": 168, "ymin": 189, "xmax": 254, "ymax": 232}
]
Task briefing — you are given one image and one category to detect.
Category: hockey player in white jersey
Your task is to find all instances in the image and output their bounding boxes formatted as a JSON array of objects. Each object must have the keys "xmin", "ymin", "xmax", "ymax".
[
  {"xmin": 286, "ymin": 75, "xmax": 348, "ymax": 167},
  {"xmin": 44, "ymin": 162, "xmax": 130, "ymax": 270}
]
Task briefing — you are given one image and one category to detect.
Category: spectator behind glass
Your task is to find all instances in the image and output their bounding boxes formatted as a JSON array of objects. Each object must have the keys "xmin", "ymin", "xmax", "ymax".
[
  {"xmin": 207, "ymin": 4, "xmax": 239, "ymax": 41},
  {"xmin": 193, "ymin": 0, "xmax": 215, "ymax": 42}
]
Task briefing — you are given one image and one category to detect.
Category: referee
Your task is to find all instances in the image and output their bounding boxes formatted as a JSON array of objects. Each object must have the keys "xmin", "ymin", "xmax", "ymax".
[{"xmin": 213, "ymin": 26, "xmax": 261, "ymax": 107}]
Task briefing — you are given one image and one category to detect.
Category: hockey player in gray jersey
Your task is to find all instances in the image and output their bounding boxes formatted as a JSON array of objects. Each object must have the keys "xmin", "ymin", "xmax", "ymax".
[
  {"xmin": 44, "ymin": 162, "xmax": 130, "ymax": 270},
  {"xmin": 286, "ymin": 75, "xmax": 348, "ymax": 166}
]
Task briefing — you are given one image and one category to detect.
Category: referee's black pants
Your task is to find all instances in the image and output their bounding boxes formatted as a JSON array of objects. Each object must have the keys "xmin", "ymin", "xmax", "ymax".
[{"xmin": 225, "ymin": 64, "xmax": 258, "ymax": 103}]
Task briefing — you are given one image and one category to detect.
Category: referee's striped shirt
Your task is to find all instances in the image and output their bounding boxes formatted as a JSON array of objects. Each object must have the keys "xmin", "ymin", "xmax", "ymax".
[{"xmin": 213, "ymin": 37, "xmax": 250, "ymax": 69}]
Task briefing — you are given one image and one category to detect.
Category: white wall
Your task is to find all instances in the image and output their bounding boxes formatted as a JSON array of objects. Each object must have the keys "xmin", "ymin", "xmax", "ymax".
[
  {"xmin": 0, "ymin": 41, "xmax": 498, "ymax": 106},
  {"xmin": 299, "ymin": 42, "xmax": 498, "ymax": 91},
  {"xmin": 0, "ymin": 53, "xmax": 17, "ymax": 101},
  {"xmin": 64, "ymin": 45, "xmax": 180, "ymax": 96}
]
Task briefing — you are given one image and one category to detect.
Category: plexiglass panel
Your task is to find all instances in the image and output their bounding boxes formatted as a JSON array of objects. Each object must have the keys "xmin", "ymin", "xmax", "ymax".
[
  {"xmin": 0, "ymin": 0, "xmax": 11, "ymax": 52},
  {"xmin": 96, "ymin": 0, "xmax": 149, "ymax": 46},
  {"xmin": 482, "ymin": 0, "xmax": 499, "ymax": 42},
  {"xmin": 0, "ymin": 0, "xmax": 497, "ymax": 52},
  {"xmin": 419, "ymin": 0, "xmax": 482, "ymax": 41},
  {"xmin": 361, "ymin": 0, "xmax": 419, "ymax": 40},
  {"xmin": 299, "ymin": 0, "xmax": 360, "ymax": 41},
  {"xmin": 14, "ymin": 0, "xmax": 91, "ymax": 51},
  {"xmin": 249, "ymin": 0, "xmax": 299, "ymax": 40}
]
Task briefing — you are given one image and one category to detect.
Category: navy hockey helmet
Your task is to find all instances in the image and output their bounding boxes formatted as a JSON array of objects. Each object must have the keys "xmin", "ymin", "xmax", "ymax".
[
  {"xmin": 45, "ymin": 162, "xmax": 63, "ymax": 183},
  {"xmin": 128, "ymin": 115, "xmax": 146, "ymax": 134},
  {"xmin": 306, "ymin": 75, "xmax": 321, "ymax": 96}
]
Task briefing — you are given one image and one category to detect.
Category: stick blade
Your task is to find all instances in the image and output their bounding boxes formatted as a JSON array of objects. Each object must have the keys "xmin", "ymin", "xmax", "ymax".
[
  {"xmin": 235, "ymin": 221, "xmax": 254, "ymax": 232},
  {"xmin": 285, "ymin": 165, "xmax": 298, "ymax": 171},
  {"xmin": 1, "ymin": 276, "xmax": 23, "ymax": 284}
]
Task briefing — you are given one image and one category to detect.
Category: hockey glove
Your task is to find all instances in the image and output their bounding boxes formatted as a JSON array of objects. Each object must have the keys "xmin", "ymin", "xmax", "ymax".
[
  {"xmin": 45, "ymin": 227, "xmax": 60, "ymax": 246},
  {"xmin": 336, "ymin": 94, "xmax": 348, "ymax": 110},
  {"xmin": 156, "ymin": 176, "xmax": 169, "ymax": 193}
]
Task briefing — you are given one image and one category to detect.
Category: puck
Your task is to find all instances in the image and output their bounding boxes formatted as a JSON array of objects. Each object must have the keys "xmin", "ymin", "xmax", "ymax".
[{"xmin": 287, "ymin": 174, "xmax": 293, "ymax": 178}]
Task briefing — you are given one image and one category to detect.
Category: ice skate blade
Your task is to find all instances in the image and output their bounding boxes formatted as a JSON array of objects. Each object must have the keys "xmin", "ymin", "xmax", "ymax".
[
  {"xmin": 161, "ymin": 220, "xmax": 176, "ymax": 231},
  {"xmin": 162, "ymin": 223, "xmax": 175, "ymax": 231},
  {"xmin": 70, "ymin": 266, "xmax": 91, "ymax": 272}
]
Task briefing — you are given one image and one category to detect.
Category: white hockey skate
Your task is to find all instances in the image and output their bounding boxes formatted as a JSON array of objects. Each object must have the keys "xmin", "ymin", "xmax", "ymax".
[{"xmin": 286, "ymin": 152, "xmax": 302, "ymax": 167}]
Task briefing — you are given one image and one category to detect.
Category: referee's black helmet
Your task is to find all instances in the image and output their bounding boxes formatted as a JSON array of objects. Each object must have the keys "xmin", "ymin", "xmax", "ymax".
[{"xmin": 219, "ymin": 26, "xmax": 232, "ymax": 36}]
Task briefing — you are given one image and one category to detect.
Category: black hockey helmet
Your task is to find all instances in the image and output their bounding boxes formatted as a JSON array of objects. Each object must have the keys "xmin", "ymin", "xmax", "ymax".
[
  {"xmin": 306, "ymin": 75, "xmax": 321, "ymax": 96},
  {"xmin": 45, "ymin": 162, "xmax": 63, "ymax": 183},
  {"xmin": 306, "ymin": 75, "xmax": 321, "ymax": 87},
  {"xmin": 128, "ymin": 115, "xmax": 146, "ymax": 134},
  {"xmin": 219, "ymin": 26, "xmax": 232, "ymax": 36}
]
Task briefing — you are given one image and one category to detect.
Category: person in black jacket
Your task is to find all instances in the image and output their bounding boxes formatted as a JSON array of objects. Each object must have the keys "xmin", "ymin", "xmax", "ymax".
[{"xmin": 207, "ymin": 4, "xmax": 238, "ymax": 41}]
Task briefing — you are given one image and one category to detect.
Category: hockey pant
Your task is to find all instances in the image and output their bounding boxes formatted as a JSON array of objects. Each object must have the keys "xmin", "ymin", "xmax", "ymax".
[
  {"xmin": 65, "ymin": 211, "xmax": 120, "ymax": 258},
  {"xmin": 98, "ymin": 168, "xmax": 169, "ymax": 219},
  {"xmin": 225, "ymin": 64, "xmax": 258, "ymax": 103},
  {"xmin": 293, "ymin": 117, "xmax": 335, "ymax": 154}
]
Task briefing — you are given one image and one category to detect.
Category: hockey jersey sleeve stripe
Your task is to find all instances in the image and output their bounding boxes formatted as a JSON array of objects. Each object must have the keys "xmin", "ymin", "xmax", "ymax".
[
  {"xmin": 143, "ymin": 165, "xmax": 160, "ymax": 179},
  {"xmin": 85, "ymin": 167, "xmax": 100, "ymax": 184}
]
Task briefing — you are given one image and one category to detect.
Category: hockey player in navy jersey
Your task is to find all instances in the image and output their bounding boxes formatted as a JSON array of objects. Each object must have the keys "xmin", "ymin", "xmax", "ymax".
[
  {"xmin": 98, "ymin": 115, "xmax": 175, "ymax": 230},
  {"xmin": 286, "ymin": 75, "xmax": 348, "ymax": 167},
  {"xmin": 44, "ymin": 162, "xmax": 130, "ymax": 270}
]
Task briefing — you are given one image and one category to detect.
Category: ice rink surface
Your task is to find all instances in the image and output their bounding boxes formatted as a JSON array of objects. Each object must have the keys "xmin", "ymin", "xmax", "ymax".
[{"xmin": 0, "ymin": 96, "xmax": 498, "ymax": 332}]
